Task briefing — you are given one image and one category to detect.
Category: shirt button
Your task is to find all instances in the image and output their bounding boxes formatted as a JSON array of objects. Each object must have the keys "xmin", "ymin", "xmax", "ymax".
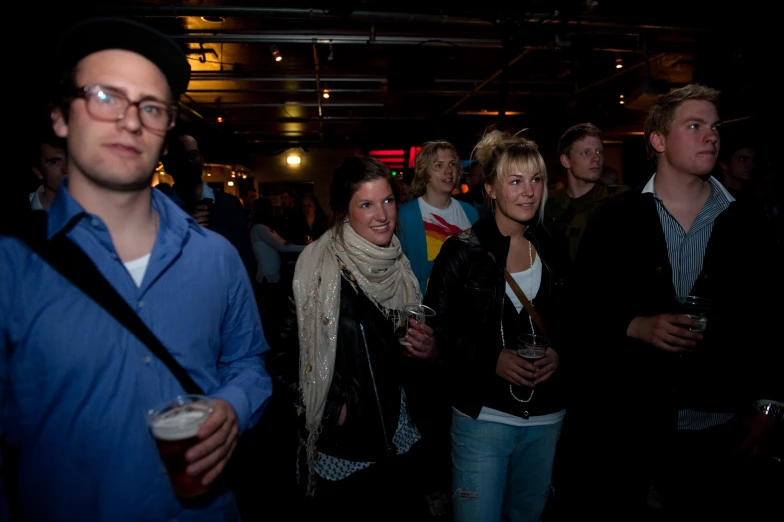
[
  {"xmin": 90, "ymin": 218, "xmax": 100, "ymax": 227},
  {"xmin": 110, "ymin": 253, "xmax": 118, "ymax": 260},
  {"xmin": 137, "ymin": 301, "xmax": 144, "ymax": 308},
  {"xmin": 143, "ymin": 356, "xmax": 152, "ymax": 364}
]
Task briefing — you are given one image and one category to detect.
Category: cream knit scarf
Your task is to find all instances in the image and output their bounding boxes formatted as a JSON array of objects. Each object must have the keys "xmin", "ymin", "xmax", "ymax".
[{"xmin": 292, "ymin": 223, "xmax": 420, "ymax": 493}]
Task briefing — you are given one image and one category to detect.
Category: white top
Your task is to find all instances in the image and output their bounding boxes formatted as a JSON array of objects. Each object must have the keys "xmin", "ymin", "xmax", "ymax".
[
  {"xmin": 457, "ymin": 406, "xmax": 565, "ymax": 428},
  {"xmin": 124, "ymin": 253, "xmax": 151, "ymax": 288},
  {"xmin": 29, "ymin": 186, "xmax": 45, "ymax": 211},
  {"xmin": 250, "ymin": 224, "xmax": 305, "ymax": 283},
  {"xmin": 504, "ymin": 254, "xmax": 542, "ymax": 312},
  {"xmin": 417, "ymin": 196, "xmax": 472, "ymax": 263}
]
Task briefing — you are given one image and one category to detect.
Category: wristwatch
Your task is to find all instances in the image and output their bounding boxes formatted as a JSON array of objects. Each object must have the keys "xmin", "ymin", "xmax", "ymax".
[{"xmin": 754, "ymin": 400, "xmax": 784, "ymax": 422}]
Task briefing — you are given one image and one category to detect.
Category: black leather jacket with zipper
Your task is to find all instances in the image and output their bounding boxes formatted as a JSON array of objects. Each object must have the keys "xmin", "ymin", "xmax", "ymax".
[
  {"xmin": 424, "ymin": 214, "xmax": 570, "ymax": 419},
  {"xmin": 271, "ymin": 271, "xmax": 434, "ymax": 463}
]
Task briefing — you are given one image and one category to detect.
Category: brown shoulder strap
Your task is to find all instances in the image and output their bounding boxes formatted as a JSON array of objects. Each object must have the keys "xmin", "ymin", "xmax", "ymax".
[{"xmin": 487, "ymin": 251, "xmax": 549, "ymax": 336}]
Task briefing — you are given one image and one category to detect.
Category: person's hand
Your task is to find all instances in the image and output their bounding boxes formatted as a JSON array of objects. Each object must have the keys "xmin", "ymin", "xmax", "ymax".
[
  {"xmin": 185, "ymin": 399, "xmax": 239, "ymax": 486},
  {"xmin": 735, "ymin": 411, "xmax": 777, "ymax": 462},
  {"xmin": 627, "ymin": 314, "xmax": 702, "ymax": 352},
  {"xmin": 533, "ymin": 347, "xmax": 560, "ymax": 385},
  {"xmin": 496, "ymin": 349, "xmax": 537, "ymax": 388},
  {"xmin": 192, "ymin": 205, "xmax": 211, "ymax": 227},
  {"xmin": 404, "ymin": 319, "xmax": 438, "ymax": 360},
  {"xmin": 338, "ymin": 404, "xmax": 347, "ymax": 426}
]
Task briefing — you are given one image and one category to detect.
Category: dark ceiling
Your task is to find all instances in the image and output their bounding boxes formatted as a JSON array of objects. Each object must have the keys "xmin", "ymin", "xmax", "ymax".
[{"xmin": 20, "ymin": 1, "xmax": 780, "ymax": 163}]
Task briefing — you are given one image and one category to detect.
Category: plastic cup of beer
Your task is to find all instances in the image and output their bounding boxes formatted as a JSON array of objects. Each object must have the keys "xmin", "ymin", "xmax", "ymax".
[
  {"xmin": 148, "ymin": 394, "xmax": 214, "ymax": 498},
  {"xmin": 398, "ymin": 303, "xmax": 436, "ymax": 355},
  {"xmin": 517, "ymin": 333, "xmax": 549, "ymax": 365},
  {"xmin": 674, "ymin": 295, "xmax": 713, "ymax": 333}
]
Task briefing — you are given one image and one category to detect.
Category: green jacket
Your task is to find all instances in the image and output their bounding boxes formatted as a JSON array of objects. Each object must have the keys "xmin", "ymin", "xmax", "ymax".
[{"xmin": 544, "ymin": 182, "xmax": 628, "ymax": 262}]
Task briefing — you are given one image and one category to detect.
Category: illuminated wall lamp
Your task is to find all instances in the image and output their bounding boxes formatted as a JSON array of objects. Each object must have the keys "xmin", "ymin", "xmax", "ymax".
[
  {"xmin": 287, "ymin": 155, "xmax": 302, "ymax": 165},
  {"xmin": 227, "ymin": 181, "xmax": 235, "ymax": 186}
]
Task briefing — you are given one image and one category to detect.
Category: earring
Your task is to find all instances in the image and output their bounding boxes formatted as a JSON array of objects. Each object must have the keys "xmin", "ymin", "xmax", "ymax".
[
  {"xmin": 342, "ymin": 219, "xmax": 348, "ymax": 223},
  {"xmin": 491, "ymin": 196, "xmax": 497, "ymax": 200}
]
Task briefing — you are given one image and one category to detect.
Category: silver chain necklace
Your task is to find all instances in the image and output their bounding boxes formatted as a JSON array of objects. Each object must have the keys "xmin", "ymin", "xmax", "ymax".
[{"xmin": 501, "ymin": 239, "xmax": 536, "ymax": 403}]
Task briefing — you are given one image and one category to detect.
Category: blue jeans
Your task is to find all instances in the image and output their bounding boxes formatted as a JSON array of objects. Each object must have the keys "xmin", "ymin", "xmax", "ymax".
[{"xmin": 451, "ymin": 411, "xmax": 563, "ymax": 522}]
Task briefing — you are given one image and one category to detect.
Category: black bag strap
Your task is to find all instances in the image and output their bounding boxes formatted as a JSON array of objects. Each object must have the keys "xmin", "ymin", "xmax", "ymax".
[{"xmin": 22, "ymin": 211, "xmax": 204, "ymax": 395}]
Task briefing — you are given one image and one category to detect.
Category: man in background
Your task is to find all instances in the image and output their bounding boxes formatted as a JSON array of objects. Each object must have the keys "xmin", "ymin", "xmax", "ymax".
[
  {"xmin": 544, "ymin": 123, "xmax": 627, "ymax": 262},
  {"xmin": 161, "ymin": 132, "xmax": 256, "ymax": 279},
  {"xmin": 29, "ymin": 133, "xmax": 68, "ymax": 210}
]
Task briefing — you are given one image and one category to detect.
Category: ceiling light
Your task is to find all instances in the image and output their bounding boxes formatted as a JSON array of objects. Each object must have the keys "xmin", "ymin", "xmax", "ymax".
[
  {"xmin": 227, "ymin": 181, "xmax": 234, "ymax": 187},
  {"xmin": 287, "ymin": 155, "xmax": 301, "ymax": 165},
  {"xmin": 216, "ymin": 116, "xmax": 224, "ymax": 123},
  {"xmin": 270, "ymin": 44, "xmax": 282, "ymax": 62},
  {"xmin": 615, "ymin": 57, "xmax": 623, "ymax": 69},
  {"xmin": 201, "ymin": 16, "xmax": 225, "ymax": 24},
  {"xmin": 323, "ymin": 88, "xmax": 330, "ymax": 99}
]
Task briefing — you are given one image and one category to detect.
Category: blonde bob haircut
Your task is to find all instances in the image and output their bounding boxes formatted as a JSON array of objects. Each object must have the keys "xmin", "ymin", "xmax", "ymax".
[
  {"xmin": 410, "ymin": 140, "xmax": 462, "ymax": 197},
  {"xmin": 472, "ymin": 128, "xmax": 548, "ymax": 221}
]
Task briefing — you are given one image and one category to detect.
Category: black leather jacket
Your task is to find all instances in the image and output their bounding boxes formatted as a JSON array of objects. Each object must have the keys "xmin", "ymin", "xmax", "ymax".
[
  {"xmin": 272, "ymin": 271, "xmax": 433, "ymax": 463},
  {"xmin": 424, "ymin": 214, "xmax": 570, "ymax": 419}
]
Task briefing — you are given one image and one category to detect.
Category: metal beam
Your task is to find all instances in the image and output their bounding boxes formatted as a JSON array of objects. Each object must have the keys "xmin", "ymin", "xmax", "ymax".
[
  {"xmin": 443, "ymin": 48, "xmax": 532, "ymax": 116},
  {"xmin": 312, "ymin": 42, "xmax": 324, "ymax": 143},
  {"xmin": 573, "ymin": 53, "xmax": 667, "ymax": 95}
]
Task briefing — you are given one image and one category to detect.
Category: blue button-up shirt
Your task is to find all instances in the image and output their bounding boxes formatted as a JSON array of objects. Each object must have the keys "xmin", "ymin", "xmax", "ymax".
[{"xmin": 1, "ymin": 183, "xmax": 272, "ymax": 521}]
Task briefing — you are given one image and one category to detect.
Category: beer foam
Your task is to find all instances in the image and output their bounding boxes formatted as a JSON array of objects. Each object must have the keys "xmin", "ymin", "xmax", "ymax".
[{"xmin": 151, "ymin": 409, "xmax": 209, "ymax": 441}]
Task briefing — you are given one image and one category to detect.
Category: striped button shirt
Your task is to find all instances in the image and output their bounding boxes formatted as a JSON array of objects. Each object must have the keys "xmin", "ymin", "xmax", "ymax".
[{"xmin": 643, "ymin": 174, "xmax": 736, "ymax": 430}]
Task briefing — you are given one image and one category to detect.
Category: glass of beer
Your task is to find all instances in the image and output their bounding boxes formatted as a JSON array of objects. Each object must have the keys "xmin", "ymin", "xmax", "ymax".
[
  {"xmin": 148, "ymin": 394, "xmax": 214, "ymax": 498},
  {"xmin": 398, "ymin": 303, "xmax": 436, "ymax": 353},
  {"xmin": 674, "ymin": 296, "xmax": 713, "ymax": 333},
  {"xmin": 517, "ymin": 333, "xmax": 550, "ymax": 366}
]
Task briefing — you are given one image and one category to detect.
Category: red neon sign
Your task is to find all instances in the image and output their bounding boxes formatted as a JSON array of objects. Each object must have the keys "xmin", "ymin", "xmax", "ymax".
[
  {"xmin": 369, "ymin": 149, "xmax": 405, "ymax": 156},
  {"xmin": 408, "ymin": 146, "xmax": 422, "ymax": 169}
]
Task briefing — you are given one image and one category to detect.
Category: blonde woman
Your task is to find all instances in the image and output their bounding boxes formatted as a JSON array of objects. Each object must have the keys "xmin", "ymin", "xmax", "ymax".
[{"xmin": 425, "ymin": 129, "xmax": 570, "ymax": 521}]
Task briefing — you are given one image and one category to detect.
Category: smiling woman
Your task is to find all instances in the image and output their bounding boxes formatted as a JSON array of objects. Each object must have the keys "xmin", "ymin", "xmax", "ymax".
[
  {"xmin": 424, "ymin": 128, "xmax": 570, "ymax": 522},
  {"xmin": 272, "ymin": 155, "xmax": 440, "ymax": 520}
]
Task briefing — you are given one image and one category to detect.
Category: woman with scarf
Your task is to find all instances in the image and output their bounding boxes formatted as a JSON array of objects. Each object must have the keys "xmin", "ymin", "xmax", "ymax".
[
  {"xmin": 276, "ymin": 156, "xmax": 438, "ymax": 519},
  {"xmin": 424, "ymin": 130, "xmax": 569, "ymax": 522}
]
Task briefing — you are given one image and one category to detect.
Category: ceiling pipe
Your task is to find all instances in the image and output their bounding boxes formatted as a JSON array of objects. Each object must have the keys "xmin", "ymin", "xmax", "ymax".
[
  {"xmin": 102, "ymin": 5, "xmax": 711, "ymax": 32},
  {"xmin": 171, "ymin": 32, "xmax": 503, "ymax": 47},
  {"xmin": 187, "ymin": 88, "xmax": 571, "ymax": 96},
  {"xmin": 189, "ymin": 75, "xmax": 388, "ymax": 82},
  {"xmin": 189, "ymin": 102, "xmax": 385, "ymax": 107}
]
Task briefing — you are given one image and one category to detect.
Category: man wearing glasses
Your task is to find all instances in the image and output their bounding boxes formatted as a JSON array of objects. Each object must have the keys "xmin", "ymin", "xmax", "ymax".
[{"xmin": 0, "ymin": 17, "xmax": 271, "ymax": 521}]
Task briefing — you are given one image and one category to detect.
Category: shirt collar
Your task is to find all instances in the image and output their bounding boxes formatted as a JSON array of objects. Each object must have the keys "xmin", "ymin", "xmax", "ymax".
[
  {"xmin": 642, "ymin": 173, "xmax": 735, "ymax": 205},
  {"xmin": 46, "ymin": 179, "xmax": 206, "ymax": 240},
  {"xmin": 201, "ymin": 180, "xmax": 215, "ymax": 201}
]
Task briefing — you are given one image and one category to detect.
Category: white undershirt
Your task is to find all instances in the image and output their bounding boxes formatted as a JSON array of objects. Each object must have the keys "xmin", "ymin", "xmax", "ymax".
[
  {"xmin": 504, "ymin": 254, "xmax": 542, "ymax": 312},
  {"xmin": 124, "ymin": 253, "xmax": 151, "ymax": 288}
]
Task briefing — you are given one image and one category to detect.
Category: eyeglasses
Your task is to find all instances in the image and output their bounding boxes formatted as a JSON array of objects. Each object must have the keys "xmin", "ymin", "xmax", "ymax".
[{"xmin": 74, "ymin": 85, "xmax": 177, "ymax": 132}]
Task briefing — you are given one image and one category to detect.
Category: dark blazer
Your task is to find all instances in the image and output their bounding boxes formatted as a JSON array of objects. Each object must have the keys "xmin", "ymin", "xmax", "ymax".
[{"xmin": 568, "ymin": 184, "xmax": 783, "ymax": 418}]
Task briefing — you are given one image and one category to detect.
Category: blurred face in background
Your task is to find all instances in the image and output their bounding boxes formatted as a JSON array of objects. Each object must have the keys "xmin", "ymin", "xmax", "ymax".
[{"xmin": 302, "ymin": 196, "xmax": 316, "ymax": 221}]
